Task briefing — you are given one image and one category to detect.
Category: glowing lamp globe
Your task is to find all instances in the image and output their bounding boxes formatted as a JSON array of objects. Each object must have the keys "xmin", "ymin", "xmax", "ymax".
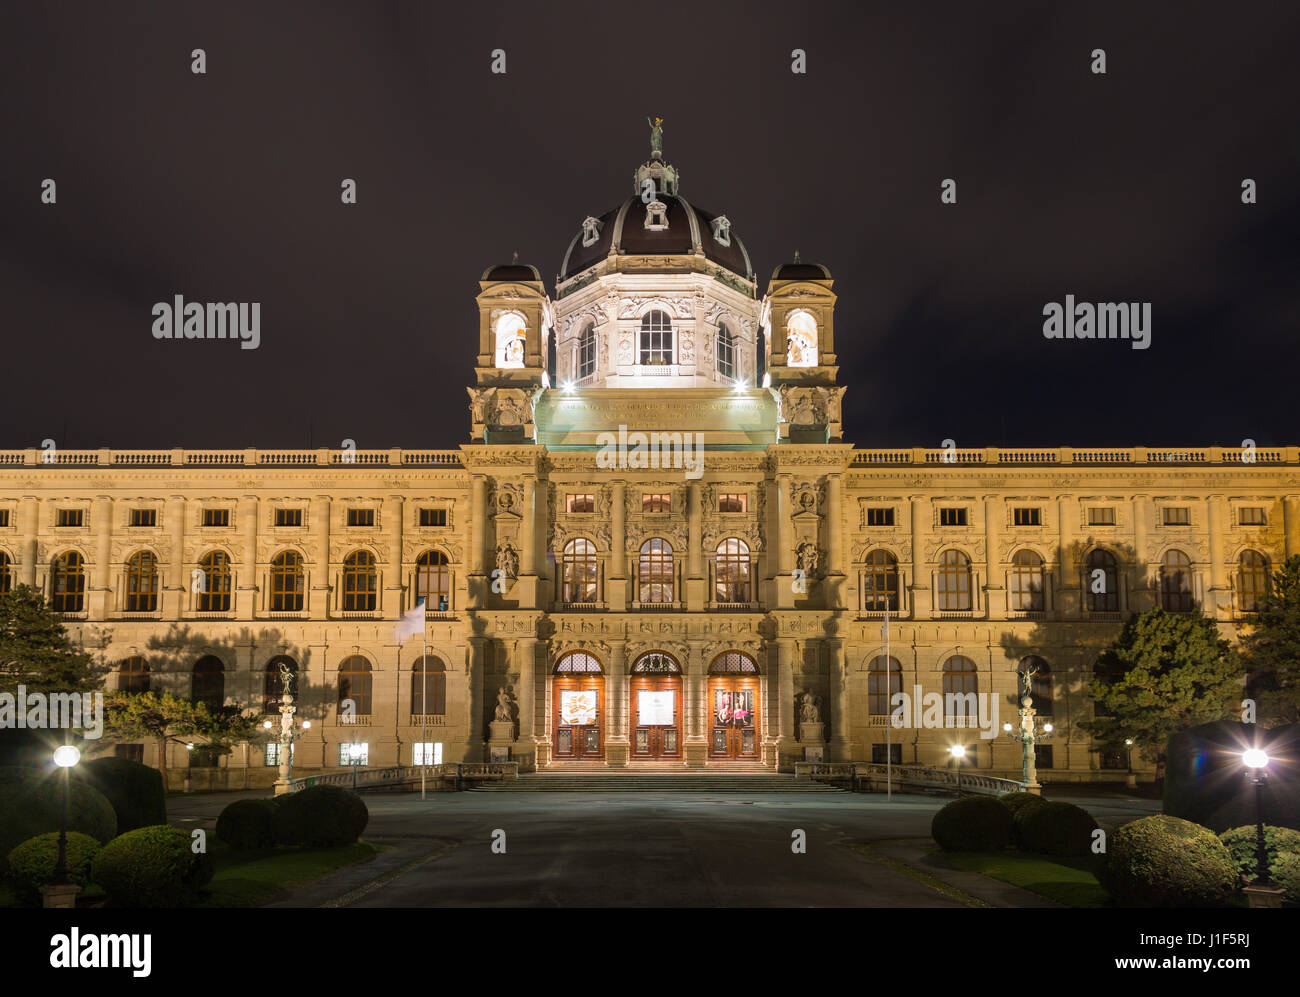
[{"xmin": 53, "ymin": 745, "xmax": 81, "ymax": 768}]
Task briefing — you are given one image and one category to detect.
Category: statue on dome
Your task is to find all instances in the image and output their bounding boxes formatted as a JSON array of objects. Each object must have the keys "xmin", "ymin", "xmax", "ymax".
[{"xmin": 647, "ymin": 116, "xmax": 664, "ymax": 154}]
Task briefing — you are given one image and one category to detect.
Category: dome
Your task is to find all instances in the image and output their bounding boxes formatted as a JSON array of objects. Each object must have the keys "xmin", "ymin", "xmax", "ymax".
[
  {"xmin": 481, "ymin": 260, "xmax": 541, "ymax": 282},
  {"xmin": 771, "ymin": 259, "xmax": 831, "ymax": 281},
  {"xmin": 560, "ymin": 193, "xmax": 753, "ymax": 282}
]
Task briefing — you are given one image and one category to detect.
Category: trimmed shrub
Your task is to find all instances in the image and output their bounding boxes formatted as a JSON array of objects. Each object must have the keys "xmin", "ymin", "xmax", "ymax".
[
  {"xmin": 931, "ymin": 795, "xmax": 1014, "ymax": 852},
  {"xmin": 999, "ymin": 791, "xmax": 1049, "ymax": 816},
  {"xmin": 91, "ymin": 825, "xmax": 214, "ymax": 907},
  {"xmin": 79, "ymin": 757, "xmax": 167, "ymax": 833},
  {"xmin": 1218, "ymin": 824, "xmax": 1300, "ymax": 882},
  {"xmin": 0, "ymin": 775, "xmax": 116, "ymax": 873},
  {"xmin": 1271, "ymin": 852, "xmax": 1300, "ymax": 904},
  {"xmin": 272, "ymin": 786, "xmax": 368, "ymax": 847},
  {"xmin": 216, "ymin": 798, "xmax": 277, "ymax": 850},
  {"xmin": 1015, "ymin": 800, "xmax": 1099, "ymax": 857},
  {"xmin": 1098, "ymin": 815, "xmax": 1238, "ymax": 907},
  {"xmin": 6, "ymin": 831, "xmax": 101, "ymax": 905}
]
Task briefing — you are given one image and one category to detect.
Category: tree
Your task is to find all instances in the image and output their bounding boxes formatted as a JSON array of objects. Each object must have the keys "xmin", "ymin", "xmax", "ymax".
[
  {"xmin": 103, "ymin": 691, "xmax": 209, "ymax": 793},
  {"xmin": 196, "ymin": 705, "xmax": 268, "ymax": 764},
  {"xmin": 0, "ymin": 584, "xmax": 109, "ymax": 696},
  {"xmin": 1082, "ymin": 608, "xmax": 1243, "ymax": 766},
  {"xmin": 1237, "ymin": 554, "xmax": 1300, "ymax": 725}
]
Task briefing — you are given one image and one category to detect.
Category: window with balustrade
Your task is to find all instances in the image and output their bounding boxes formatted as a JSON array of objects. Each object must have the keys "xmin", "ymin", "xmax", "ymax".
[
  {"xmin": 270, "ymin": 551, "xmax": 305, "ymax": 611},
  {"xmin": 867, "ymin": 655, "xmax": 903, "ymax": 716},
  {"xmin": 639, "ymin": 310, "xmax": 673, "ymax": 365},
  {"xmin": 338, "ymin": 656, "xmax": 373, "ymax": 716},
  {"xmin": 196, "ymin": 550, "xmax": 231, "ymax": 611},
  {"xmin": 935, "ymin": 549, "xmax": 972, "ymax": 611},
  {"xmin": 861, "ymin": 549, "xmax": 899, "ymax": 612},
  {"xmin": 415, "ymin": 550, "xmax": 450, "ymax": 610},
  {"xmin": 342, "ymin": 550, "xmax": 378, "ymax": 611},
  {"xmin": 942, "ymin": 656, "xmax": 979, "ymax": 723},
  {"xmin": 562, "ymin": 538, "xmax": 599, "ymax": 603},
  {"xmin": 410, "ymin": 656, "xmax": 447, "ymax": 716},
  {"xmin": 1009, "ymin": 549, "xmax": 1045, "ymax": 611},
  {"xmin": 124, "ymin": 551, "xmax": 159, "ymax": 612},
  {"xmin": 1238, "ymin": 550, "xmax": 1270, "ymax": 613},
  {"xmin": 1160, "ymin": 549, "xmax": 1194, "ymax": 612},
  {"xmin": 51, "ymin": 551, "xmax": 85, "ymax": 612},
  {"xmin": 714, "ymin": 538, "xmax": 751, "ymax": 603},
  {"xmin": 638, "ymin": 538, "xmax": 674, "ymax": 603},
  {"xmin": 1086, "ymin": 549, "xmax": 1120, "ymax": 612}
]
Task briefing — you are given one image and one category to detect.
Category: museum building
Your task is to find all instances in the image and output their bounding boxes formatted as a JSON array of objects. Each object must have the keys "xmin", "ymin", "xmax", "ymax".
[{"xmin": 1, "ymin": 136, "xmax": 1297, "ymax": 785}]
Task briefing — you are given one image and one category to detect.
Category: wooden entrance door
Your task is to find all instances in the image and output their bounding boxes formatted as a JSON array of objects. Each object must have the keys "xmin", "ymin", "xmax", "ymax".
[
  {"xmin": 553, "ymin": 675, "xmax": 603, "ymax": 760},
  {"xmin": 630, "ymin": 674, "xmax": 682, "ymax": 759},
  {"xmin": 708, "ymin": 675, "xmax": 760, "ymax": 759}
]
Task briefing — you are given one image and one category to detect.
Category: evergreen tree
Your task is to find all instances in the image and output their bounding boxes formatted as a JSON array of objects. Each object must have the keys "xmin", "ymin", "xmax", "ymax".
[
  {"xmin": 0, "ymin": 584, "xmax": 108, "ymax": 695},
  {"xmin": 103, "ymin": 691, "xmax": 209, "ymax": 793},
  {"xmin": 1237, "ymin": 554, "xmax": 1300, "ymax": 724}
]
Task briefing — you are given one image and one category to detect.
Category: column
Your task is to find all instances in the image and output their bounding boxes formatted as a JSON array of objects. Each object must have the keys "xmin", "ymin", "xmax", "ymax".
[
  {"xmin": 1206, "ymin": 494, "xmax": 1228, "ymax": 618},
  {"xmin": 234, "ymin": 496, "xmax": 257, "ymax": 616},
  {"xmin": 384, "ymin": 495, "xmax": 403, "ymax": 615},
  {"xmin": 166, "ymin": 495, "xmax": 186, "ymax": 617},
  {"xmin": 20, "ymin": 497, "xmax": 38, "ymax": 587},
  {"xmin": 469, "ymin": 476, "xmax": 488, "ymax": 608},
  {"xmin": 520, "ymin": 479, "xmax": 536, "ymax": 576},
  {"xmin": 1131, "ymin": 494, "xmax": 1150, "ymax": 611},
  {"xmin": 684, "ymin": 641, "xmax": 708, "ymax": 768},
  {"xmin": 983, "ymin": 496, "xmax": 1004, "ymax": 618},
  {"xmin": 310, "ymin": 495, "xmax": 328, "ymax": 616},
  {"xmin": 777, "ymin": 637, "xmax": 796, "ymax": 765},
  {"xmin": 516, "ymin": 636, "xmax": 537, "ymax": 770},
  {"xmin": 909, "ymin": 495, "xmax": 931, "ymax": 617},
  {"xmin": 686, "ymin": 480, "xmax": 704, "ymax": 610},
  {"xmin": 608, "ymin": 481, "xmax": 627, "ymax": 610},
  {"xmin": 606, "ymin": 642, "xmax": 628, "ymax": 766},
  {"xmin": 91, "ymin": 496, "xmax": 113, "ymax": 618},
  {"xmin": 1285, "ymin": 497, "xmax": 1300, "ymax": 559},
  {"xmin": 826, "ymin": 472, "xmax": 845, "ymax": 609},
  {"xmin": 467, "ymin": 637, "xmax": 486, "ymax": 762},
  {"xmin": 1057, "ymin": 495, "xmax": 1079, "ymax": 616},
  {"xmin": 827, "ymin": 638, "xmax": 853, "ymax": 761}
]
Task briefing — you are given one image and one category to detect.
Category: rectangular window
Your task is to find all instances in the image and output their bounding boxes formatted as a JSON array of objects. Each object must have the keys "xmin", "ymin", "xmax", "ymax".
[
  {"xmin": 1162, "ymin": 506, "xmax": 1190, "ymax": 526},
  {"xmin": 642, "ymin": 493, "xmax": 670, "ymax": 513},
  {"xmin": 1087, "ymin": 506, "xmax": 1116, "ymax": 526},
  {"xmin": 1239, "ymin": 507, "xmax": 1266, "ymax": 526},
  {"xmin": 1100, "ymin": 749, "xmax": 1128, "ymax": 770},
  {"xmin": 0, "ymin": 509, "xmax": 9, "ymax": 528},
  {"xmin": 201, "ymin": 508, "xmax": 230, "ymax": 527},
  {"xmin": 413, "ymin": 742, "xmax": 443, "ymax": 766},
  {"xmin": 938, "ymin": 507, "xmax": 967, "ymax": 527},
  {"xmin": 566, "ymin": 494, "xmax": 595, "ymax": 514},
  {"xmin": 419, "ymin": 507, "xmax": 448, "ymax": 527},
  {"xmin": 718, "ymin": 493, "xmax": 747, "ymax": 513},
  {"xmin": 339, "ymin": 742, "xmax": 369, "ymax": 766},
  {"xmin": 871, "ymin": 743, "xmax": 903, "ymax": 765},
  {"xmin": 129, "ymin": 508, "xmax": 157, "ymax": 527},
  {"xmin": 1012, "ymin": 507, "xmax": 1041, "ymax": 527},
  {"xmin": 264, "ymin": 742, "xmax": 295, "ymax": 766},
  {"xmin": 866, "ymin": 507, "xmax": 894, "ymax": 527},
  {"xmin": 56, "ymin": 509, "xmax": 84, "ymax": 528},
  {"xmin": 1034, "ymin": 744, "xmax": 1054, "ymax": 770},
  {"xmin": 114, "ymin": 744, "xmax": 144, "ymax": 763},
  {"xmin": 274, "ymin": 508, "xmax": 303, "ymax": 527},
  {"xmin": 346, "ymin": 508, "xmax": 375, "ymax": 527}
]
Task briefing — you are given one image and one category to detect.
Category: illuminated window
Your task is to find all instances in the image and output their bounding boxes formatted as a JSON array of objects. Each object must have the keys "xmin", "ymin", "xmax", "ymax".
[
  {"xmin": 196, "ymin": 550, "xmax": 232, "ymax": 611},
  {"xmin": 561, "ymin": 539, "xmax": 598, "ymax": 603},
  {"xmin": 718, "ymin": 493, "xmax": 747, "ymax": 513},
  {"xmin": 270, "ymin": 551, "xmax": 304, "ymax": 611},
  {"xmin": 715, "ymin": 538, "xmax": 751, "ymax": 603},
  {"xmin": 639, "ymin": 310, "xmax": 673, "ymax": 365},
  {"xmin": 866, "ymin": 507, "xmax": 894, "ymax": 527},
  {"xmin": 129, "ymin": 509, "xmax": 157, "ymax": 527},
  {"xmin": 415, "ymin": 550, "xmax": 450, "ymax": 610},
  {"xmin": 342, "ymin": 550, "xmax": 378, "ymax": 611},
  {"xmin": 567, "ymin": 494, "xmax": 596, "ymax": 514},
  {"xmin": 862, "ymin": 549, "xmax": 899, "ymax": 612},
  {"xmin": 125, "ymin": 551, "xmax": 159, "ymax": 612},
  {"xmin": 638, "ymin": 538, "xmax": 674, "ymax": 603},
  {"xmin": 412, "ymin": 742, "xmax": 442, "ymax": 765},
  {"xmin": 786, "ymin": 311, "xmax": 818, "ymax": 367},
  {"xmin": 1012, "ymin": 507, "xmax": 1041, "ymax": 527},
  {"xmin": 936, "ymin": 550, "xmax": 972, "ymax": 611},
  {"xmin": 642, "ymin": 493, "xmax": 670, "ymax": 513},
  {"xmin": 51, "ymin": 551, "xmax": 85, "ymax": 612},
  {"xmin": 495, "ymin": 313, "xmax": 527, "ymax": 369},
  {"xmin": 338, "ymin": 742, "xmax": 369, "ymax": 766},
  {"xmin": 578, "ymin": 324, "xmax": 596, "ymax": 380},
  {"xmin": 1009, "ymin": 549, "xmax": 1045, "ymax": 611},
  {"xmin": 717, "ymin": 324, "xmax": 736, "ymax": 380},
  {"xmin": 274, "ymin": 508, "xmax": 303, "ymax": 527}
]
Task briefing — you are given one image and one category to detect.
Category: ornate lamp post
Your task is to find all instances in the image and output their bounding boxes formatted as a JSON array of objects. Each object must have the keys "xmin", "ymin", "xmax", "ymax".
[
  {"xmin": 43, "ymin": 744, "xmax": 82, "ymax": 909},
  {"xmin": 1240, "ymin": 748, "xmax": 1285, "ymax": 907},
  {"xmin": 1124, "ymin": 738, "xmax": 1136, "ymax": 789},
  {"xmin": 1002, "ymin": 664, "xmax": 1053, "ymax": 795},
  {"xmin": 272, "ymin": 661, "xmax": 310, "ymax": 796},
  {"xmin": 949, "ymin": 744, "xmax": 967, "ymax": 796}
]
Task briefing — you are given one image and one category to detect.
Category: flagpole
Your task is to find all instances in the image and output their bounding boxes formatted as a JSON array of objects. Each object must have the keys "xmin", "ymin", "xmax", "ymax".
[
  {"xmin": 884, "ymin": 595, "xmax": 892, "ymax": 803},
  {"xmin": 420, "ymin": 599, "xmax": 427, "ymax": 801}
]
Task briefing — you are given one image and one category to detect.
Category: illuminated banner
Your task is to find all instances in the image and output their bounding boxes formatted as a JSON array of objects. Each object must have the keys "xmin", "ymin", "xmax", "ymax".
[
  {"xmin": 560, "ymin": 690, "xmax": 597, "ymax": 726},
  {"xmin": 637, "ymin": 690, "xmax": 675, "ymax": 726}
]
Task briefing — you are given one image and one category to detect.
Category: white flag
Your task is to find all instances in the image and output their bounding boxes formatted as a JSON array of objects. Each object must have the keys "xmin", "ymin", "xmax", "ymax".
[
  {"xmin": 881, "ymin": 605, "xmax": 889, "ymax": 644},
  {"xmin": 395, "ymin": 599, "xmax": 426, "ymax": 644}
]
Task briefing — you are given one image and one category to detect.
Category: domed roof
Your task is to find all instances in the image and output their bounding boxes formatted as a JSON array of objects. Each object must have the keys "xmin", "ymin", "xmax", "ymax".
[
  {"xmin": 560, "ymin": 193, "xmax": 753, "ymax": 282},
  {"xmin": 771, "ymin": 257, "xmax": 831, "ymax": 281},
  {"xmin": 481, "ymin": 259, "xmax": 541, "ymax": 282}
]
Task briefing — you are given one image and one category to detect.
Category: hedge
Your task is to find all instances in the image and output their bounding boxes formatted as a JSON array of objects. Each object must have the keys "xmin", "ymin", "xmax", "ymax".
[
  {"xmin": 215, "ymin": 798, "xmax": 278, "ymax": 850},
  {"xmin": 79, "ymin": 757, "xmax": 167, "ymax": 833},
  {"xmin": 931, "ymin": 796, "xmax": 1014, "ymax": 852},
  {"xmin": 1098, "ymin": 815, "xmax": 1238, "ymax": 907},
  {"xmin": 6, "ymin": 831, "xmax": 101, "ymax": 905},
  {"xmin": 91, "ymin": 825, "xmax": 214, "ymax": 907},
  {"xmin": 272, "ymin": 786, "xmax": 368, "ymax": 847},
  {"xmin": 0, "ymin": 775, "xmax": 116, "ymax": 873}
]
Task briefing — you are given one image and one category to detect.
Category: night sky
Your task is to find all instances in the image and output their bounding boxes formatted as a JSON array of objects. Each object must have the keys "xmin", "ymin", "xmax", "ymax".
[{"xmin": 2, "ymin": 1, "xmax": 1297, "ymax": 451}]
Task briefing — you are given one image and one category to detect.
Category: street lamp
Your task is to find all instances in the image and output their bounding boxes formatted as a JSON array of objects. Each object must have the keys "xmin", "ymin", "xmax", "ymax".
[
  {"xmin": 949, "ymin": 744, "xmax": 967, "ymax": 796},
  {"xmin": 1243, "ymin": 749, "xmax": 1272, "ymax": 886},
  {"xmin": 1003, "ymin": 688, "xmax": 1054, "ymax": 794},
  {"xmin": 51, "ymin": 744, "xmax": 81, "ymax": 886},
  {"xmin": 1124, "ymin": 738, "xmax": 1136, "ymax": 789}
]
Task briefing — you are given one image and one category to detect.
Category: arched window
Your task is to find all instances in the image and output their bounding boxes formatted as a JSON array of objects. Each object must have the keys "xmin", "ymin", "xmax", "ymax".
[
  {"xmin": 415, "ymin": 550, "xmax": 450, "ymax": 611},
  {"xmin": 942, "ymin": 655, "xmax": 979, "ymax": 722},
  {"xmin": 1021, "ymin": 656, "xmax": 1053, "ymax": 715},
  {"xmin": 862, "ymin": 549, "xmax": 899, "ymax": 612},
  {"xmin": 786, "ymin": 310, "xmax": 818, "ymax": 367},
  {"xmin": 632, "ymin": 652, "xmax": 681, "ymax": 674},
  {"xmin": 343, "ymin": 550, "xmax": 377, "ymax": 611},
  {"xmin": 577, "ymin": 323, "xmax": 596, "ymax": 380},
  {"xmin": 270, "ymin": 551, "xmax": 304, "ymax": 612},
  {"xmin": 263, "ymin": 656, "xmax": 298, "ymax": 712},
  {"xmin": 936, "ymin": 550, "xmax": 972, "ymax": 612},
  {"xmin": 411, "ymin": 656, "xmax": 446, "ymax": 715},
  {"xmin": 0, "ymin": 551, "xmax": 10, "ymax": 595},
  {"xmin": 197, "ymin": 550, "xmax": 232, "ymax": 612},
  {"xmin": 710, "ymin": 652, "xmax": 758, "ymax": 674},
  {"xmin": 867, "ymin": 655, "xmax": 903, "ymax": 716},
  {"xmin": 1160, "ymin": 549, "xmax": 1194, "ymax": 612},
  {"xmin": 1237, "ymin": 550, "xmax": 1270, "ymax": 613},
  {"xmin": 51, "ymin": 551, "xmax": 85, "ymax": 613},
  {"xmin": 639, "ymin": 309, "xmax": 673, "ymax": 365},
  {"xmin": 715, "ymin": 538, "xmax": 751, "ymax": 603},
  {"xmin": 1086, "ymin": 549, "xmax": 1119, "ymax": 612},
  {"xmin": 118, "ymin": 655, "xmax": 150, "ymax": 695},
  {"xmin": 638, "ymin": 538, "xmax": 674, "ymax": 603},
  {"xmin": 561, "ymin": 538, "xmax": 598, "ymax": 603},
  {"xmin": 338, "ymin": 656, "xmax": 373, "ymax": 715},
  {"xmin": 716, "ymin": 324, "xmax": 736, "ymax": 380},
  {"xmin": 1009, "ymin": 549, "xmax": 1045, "ymax": 611},
  {"xmin": 555, "ymin": 652, "xmax": 603, "ymax": 674},
  {"xmin": 125, "ymin": 551, "xmax": 159, "ymax": 612},
  {"xmin": 494, "ymin": 312, "xmax": 526, "ymax": 368},
  {"xmin": 191, "ymin": 655, "xmax": 225, "ymax": 711}
]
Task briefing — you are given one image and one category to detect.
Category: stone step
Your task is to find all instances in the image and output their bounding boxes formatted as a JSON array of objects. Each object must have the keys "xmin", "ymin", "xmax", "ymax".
[{"xmin": 473, "ymin": 774, "xmax": 844, "ymax": 793}]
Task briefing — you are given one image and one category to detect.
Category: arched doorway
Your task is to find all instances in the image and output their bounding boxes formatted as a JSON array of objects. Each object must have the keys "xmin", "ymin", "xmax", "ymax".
[
  {"xmin": 708, "ymin": 652, "xmax": 761, "ymax": 759},
  {"xmin": 553, "ymin": 652, "xmax": 604, "ymax": 760},
  {"xmin": 630, "ymin": 652, "xmax": 682, "ymax": 760}
]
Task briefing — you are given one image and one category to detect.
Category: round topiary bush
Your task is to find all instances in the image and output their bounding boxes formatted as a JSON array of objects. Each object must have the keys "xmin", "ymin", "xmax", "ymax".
[
  {"xmin": 79, "ymin": 757, "xmax": 167, "ymax": 833},
  {"xmin": 6, "ymin": 831, "xmax": 101, "ymax": 905},
  {"xmin": 0, "ymin": 774, "xmax": 116, "ymax": 873},
  {"xmin": 931, "ymin": 795, "xmax": 1014, "ymax": 852},
  {"xmin": 272, "ymin": 785, "xmax": 368, "ymax": 847},
  {"xmin": 999, "ymin": 791, "xmax": 1049, "ymax": 816},
  {"xmin": 215, "ymin": 798, "xmax": 277, "ymax": 850},
  {"xmin": 1014, "ymin": 800, "xmax": 1100, "ymax": 857},
  {"xmin": 1271, "ymin": 852, "xmax": 1300, "ymax": 904},
  {"xmin": 1098, "ymin": 815, "xmax": 1238, "ymax": 907},
  {"xmin": 1218, "ymin": 825, "xmax": 1300, "ymax": 882},
  {"xmin": 91, "ymin": 825, "xmax": 214, "ymax": 907}
]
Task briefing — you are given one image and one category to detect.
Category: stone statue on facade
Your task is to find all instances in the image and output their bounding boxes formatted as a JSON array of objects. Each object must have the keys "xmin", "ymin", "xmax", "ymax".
[
  {"xmin": 494, "ymin": 686, "xmax": 513, "ymax": 722},
  {"xmin": 496, "ymin": 541, "xmax": 519, "ymax": 580},
  {"xmin": 797, "ymin": 541, "xmax": 819, "ymax": 578},
  {"xmin": 799, "ymin": 692, "xmax": 820, "ymax": 724},
  {"xmin": 647, "ymin": 116, "xmax": 663, "ymax": 154}
]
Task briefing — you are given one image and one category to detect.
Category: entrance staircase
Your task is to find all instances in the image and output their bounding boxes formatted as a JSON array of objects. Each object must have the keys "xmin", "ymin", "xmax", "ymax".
[{"xmin": 472, "ymin": 771, "xmax": 843, "ymax": 793}]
